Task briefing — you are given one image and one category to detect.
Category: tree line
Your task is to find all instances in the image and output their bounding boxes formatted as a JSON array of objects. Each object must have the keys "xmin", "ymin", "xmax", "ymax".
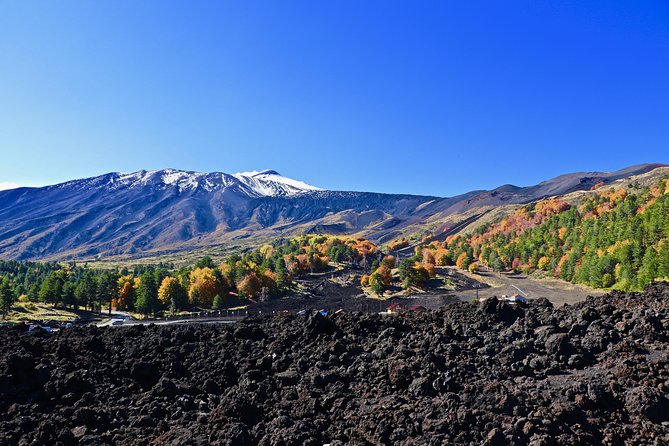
[
  {"xmin": 416, "ymin": 178, "xmax": 669, "ymax": 291},
  {"xmin": 0, "ymin": 235, "xmax": 381, "ymax": 318}
]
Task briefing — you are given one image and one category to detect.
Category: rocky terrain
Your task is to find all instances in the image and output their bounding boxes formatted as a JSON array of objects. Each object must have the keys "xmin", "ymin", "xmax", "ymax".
[{"xmin": 1, "ymin": 283, "xmax": 669, "ymax": 445}]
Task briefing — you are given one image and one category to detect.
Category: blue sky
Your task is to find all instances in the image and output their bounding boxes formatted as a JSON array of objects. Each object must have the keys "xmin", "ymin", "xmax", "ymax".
[{"xmin": 0, "ymin": 1, "xmax": 668, "ymax": 196}]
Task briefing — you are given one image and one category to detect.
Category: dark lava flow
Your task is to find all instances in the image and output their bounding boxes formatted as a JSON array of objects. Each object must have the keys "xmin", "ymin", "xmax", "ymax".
[{"xmin": 1, "ymin": 283, "xmax": 669, "ymax": 445}]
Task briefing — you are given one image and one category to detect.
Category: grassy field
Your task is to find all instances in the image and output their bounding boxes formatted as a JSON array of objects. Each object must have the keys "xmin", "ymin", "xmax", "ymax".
[{"xmin": 1, "ymin": 302, "xmax": 104, "ymax": 325}]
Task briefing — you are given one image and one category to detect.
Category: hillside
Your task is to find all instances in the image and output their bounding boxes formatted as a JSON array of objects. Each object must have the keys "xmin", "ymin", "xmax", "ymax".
[
  {"xmin": 0, "ymin": 234, "xmax": 476, "ymax": 321},
  {"xmin": 423, "ymin": 174, "xmax": 669, "ymax": 291},
  {"xmin": 0, "ymin": 163, "xmax": 665, "ymax": 261}
]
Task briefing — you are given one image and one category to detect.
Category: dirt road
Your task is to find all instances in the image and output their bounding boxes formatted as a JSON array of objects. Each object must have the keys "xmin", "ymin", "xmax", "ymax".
[{"xmin": 448, "ymin": 267, "xmax": 605, "ymax": 306}]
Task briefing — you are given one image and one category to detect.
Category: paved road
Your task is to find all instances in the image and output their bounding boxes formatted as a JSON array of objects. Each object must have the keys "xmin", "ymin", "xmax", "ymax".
[
  {"xmin": 122, "ymin": 318, "xmax": 237, "ymax": 326},
  {"xmin": 100, "ymin": 311, "xmax": 244, "ymax": 327},
  {"xmin": 97, "ymin": 310, "xmax": 132, "ymax": 327}
]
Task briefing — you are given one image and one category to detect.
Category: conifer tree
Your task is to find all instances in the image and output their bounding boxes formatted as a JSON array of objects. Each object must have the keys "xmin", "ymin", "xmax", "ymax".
[
  {"xmin": 0, "ymin": 277, "xmax": 15, "ymax": 319},
  {"xmin": 136, "ymin": 272, "xmax": 159, "ymax": 317}
]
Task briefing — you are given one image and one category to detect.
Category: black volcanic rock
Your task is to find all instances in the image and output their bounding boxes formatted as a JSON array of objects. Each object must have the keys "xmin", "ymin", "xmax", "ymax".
[{"xmin": 1, "ymin": 283, "xmax": 669, "ymax": 444}]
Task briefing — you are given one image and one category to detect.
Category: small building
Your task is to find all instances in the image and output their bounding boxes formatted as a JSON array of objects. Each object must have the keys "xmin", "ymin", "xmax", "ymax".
[{"xmin": 409, "ymin": 305, "xmax": 427, "ymax": 312}]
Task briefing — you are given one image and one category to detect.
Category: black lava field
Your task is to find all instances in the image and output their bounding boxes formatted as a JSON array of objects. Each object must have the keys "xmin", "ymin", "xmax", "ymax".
[{"xmin": 2, "ymin": 284, "xmax": 669, "ymax": 445}]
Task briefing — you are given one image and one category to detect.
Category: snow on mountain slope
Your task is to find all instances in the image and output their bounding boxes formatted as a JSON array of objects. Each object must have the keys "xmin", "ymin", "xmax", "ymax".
[
  {"xmin": 49, "ymin": 168, "xmax": 320, "ymax": 197},
  {"xmin": 0, "ymin": 164, "xmax": 665, "ymax": 261},
  {"xmin": 233, "ymin": 169, "xmax": 322, "ymax": 197}
]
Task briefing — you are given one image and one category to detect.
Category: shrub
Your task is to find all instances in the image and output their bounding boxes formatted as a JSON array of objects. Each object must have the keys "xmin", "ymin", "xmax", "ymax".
[
  {"xmin": 212, "ymin": 295, "xmax": 224, "ymax": 310},
  {"xmin": 369, "ymin": 272, "xmax": 386, "ymax": 296}
]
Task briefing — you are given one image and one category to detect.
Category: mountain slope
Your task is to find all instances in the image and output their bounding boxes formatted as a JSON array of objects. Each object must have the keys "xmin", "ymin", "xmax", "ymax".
[
  {"xmin": 0, "ymin": 164, "xmax": 665, "ymax": 261},
  {"xmin": 428, "ymin": 173, "xmax": 669, "ymax": 291}
]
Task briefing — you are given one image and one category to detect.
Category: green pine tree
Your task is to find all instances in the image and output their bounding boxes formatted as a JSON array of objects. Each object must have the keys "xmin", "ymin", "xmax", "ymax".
[
  {"xmin": 212, "ymin": 294, "xmax": 224, "ymax": 310},
  {"xmin": 0, "ymin": 277, "xmax": 16, "ymax": 319},
  {"xmin": 136, "ymin": 272, "xmax": 158, "ymax": 317},
  {"xmin": 369, "ymin": 272, "xmax": 385, "ymax": 297}
]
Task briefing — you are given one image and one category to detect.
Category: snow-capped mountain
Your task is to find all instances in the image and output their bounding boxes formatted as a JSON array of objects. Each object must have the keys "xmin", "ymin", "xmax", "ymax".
[
  {"xmin": 0, "ymin": 167, "xmax": 436, "ymax": 260},
  {"xmin": 232, "ymin": 169, "xmax": 323, "ymax": 196},
  {"xmin": 50, "ymin": 168, "xmax": 321, "ymax": 197},
  {"xmin": 0, "ymin": 164, "xmax": 665, "ymax": 261}
]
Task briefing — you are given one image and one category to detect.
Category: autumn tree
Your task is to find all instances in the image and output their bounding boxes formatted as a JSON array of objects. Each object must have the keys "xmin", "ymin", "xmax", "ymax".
[
  {"xmin": 422, "ymin": 250, "xmax": 435, "ymax": 266},
  {"xmin": 537, "ymin": 256, "xmax": 550, "ymax": 271},
  {"xmin": 114, "ymin": 275, "xmax": 136, "ymax": 311},
  {"xmin": 158, "ymin": 276, "xmax": 188, "ymax": 311},
  {"xmin": 189, "ymin": 267, "xmax": 222, "ymax": 308},
  {"xmin": 260, "ymin": 270, "xmax": 278, "ymax": 296},
  {"xmin": 455, "ymin": 252, "xmax": 471, "ymax": 270},
  {"xmin": 411, "ymin": 264, "xmax": 430, "ymax": 286},
  {"xmin": 399, "ymin": 262, "xmax": 430, "ymax": 289},
  {"xmin": 436, "ymin": 250, "xmax": 451, "ymax": 266},
  {"xmin": 237, "ymin": 273, "xmax": 262, "ymax": 299},
  {"xmin": 375, "ymin": 265, "xmax": 393, "ymax": 287}
]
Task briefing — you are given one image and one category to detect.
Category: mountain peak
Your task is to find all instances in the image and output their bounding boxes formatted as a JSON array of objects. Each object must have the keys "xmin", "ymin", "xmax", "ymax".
[
  {"xmin": 234, "ymin": 169, "xmax": 281, "ymax": 177},
  {"xmin": 232, "ymin": 169, "xmax": 322, "ymax": 196},
  {"xmin": 47, "ymin": 168, "xmax": 323, "ymax": 198},
  {"xmin": 254, "ymin": 169, "xmax": 281, "ymax": 176}
]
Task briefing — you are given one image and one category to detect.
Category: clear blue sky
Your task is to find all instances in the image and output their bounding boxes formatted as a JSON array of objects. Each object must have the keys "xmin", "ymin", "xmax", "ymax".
[{"xmin": 1, "ymin": 1, "xmax": 668, "ymax": 196}]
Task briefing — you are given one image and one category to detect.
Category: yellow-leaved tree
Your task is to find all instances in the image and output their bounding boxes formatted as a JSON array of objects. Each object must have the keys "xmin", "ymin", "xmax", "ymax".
[
  {"xmin": 158, "ymin": 276, "xmax": 188, "ymax": 311},
  {"xmin": 189, "ymin": 267, "xmax": 224, "ymax": 308}
]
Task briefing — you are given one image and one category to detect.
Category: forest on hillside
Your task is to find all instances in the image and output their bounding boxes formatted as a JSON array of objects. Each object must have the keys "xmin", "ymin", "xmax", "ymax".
[
  {"xmin": 1, "ymin": 178, "xmax": 667, "ymax": 319},
  {"xmin": 0, "ymin": 235, "xmax": 382, "ymax": 318},
  {"xmin": 419, "ymin": 178, "xmax": 669, "ymax": 291}
]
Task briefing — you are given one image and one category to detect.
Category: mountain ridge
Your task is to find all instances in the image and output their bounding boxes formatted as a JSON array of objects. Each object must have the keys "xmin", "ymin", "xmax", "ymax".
[{"xmin": 0, "ymin": 163, "xmax": 665, "ymax": 261}]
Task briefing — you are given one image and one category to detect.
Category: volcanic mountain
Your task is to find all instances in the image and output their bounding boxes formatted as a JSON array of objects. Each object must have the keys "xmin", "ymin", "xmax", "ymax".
[{"xmin": 0, "ymin": 164, "xmax": 665, "ymax": 261}]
